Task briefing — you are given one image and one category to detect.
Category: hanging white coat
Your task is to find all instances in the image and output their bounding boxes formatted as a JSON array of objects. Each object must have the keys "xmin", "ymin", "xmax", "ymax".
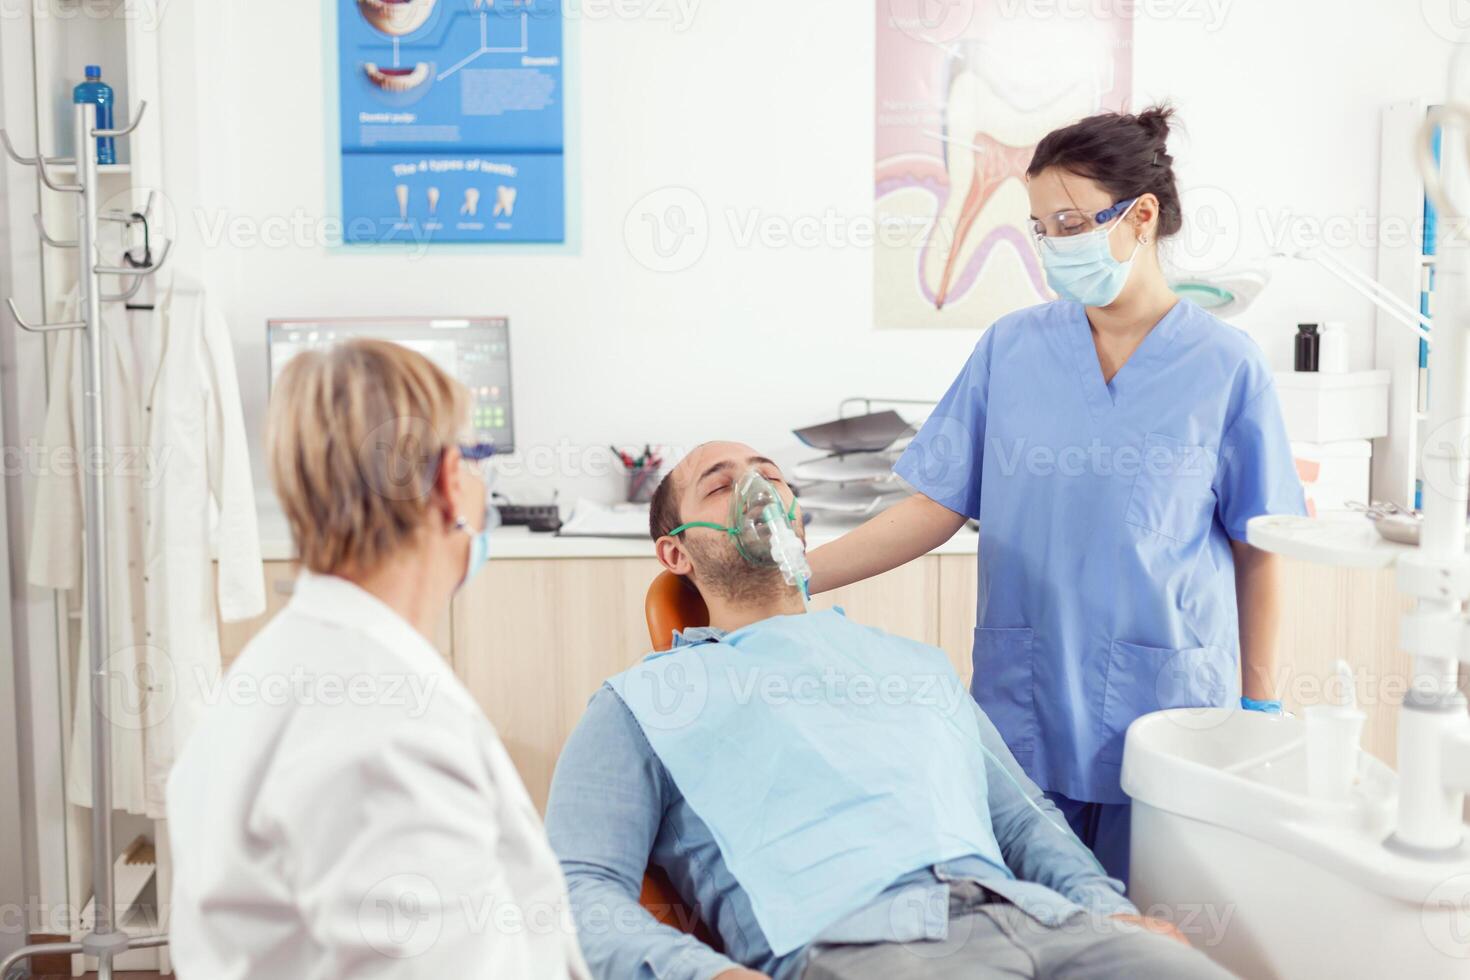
[{"xmin": 28, "ymin": 273, "xmax": 265, "ymax": 818}]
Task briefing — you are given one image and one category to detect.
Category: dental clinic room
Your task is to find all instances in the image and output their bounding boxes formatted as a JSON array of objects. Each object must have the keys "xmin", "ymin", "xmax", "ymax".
[{"xmin": 4, "ymin": 1, "xmax": 1470, "ymax": 979}]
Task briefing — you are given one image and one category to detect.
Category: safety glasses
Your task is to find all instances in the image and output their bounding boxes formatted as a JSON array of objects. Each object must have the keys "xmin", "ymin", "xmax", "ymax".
[
  {"xmin": 459, "ymin": 442, "xmax": 497, "ymax": 482},
  {"xmin": 1031, "ymin": 197, "xmax": 1137, "ymax": 241}
]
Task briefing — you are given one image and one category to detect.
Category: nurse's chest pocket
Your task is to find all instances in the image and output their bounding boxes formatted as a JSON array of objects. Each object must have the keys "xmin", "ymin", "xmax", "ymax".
[{"xmin": 1124, "ymin": 432, "xmax": 1218, "ymax": 542}]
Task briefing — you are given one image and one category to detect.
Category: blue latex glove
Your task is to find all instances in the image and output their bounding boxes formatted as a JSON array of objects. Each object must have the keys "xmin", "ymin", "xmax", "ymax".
[{"xmin": 1240, "ymin": 696, "xmax": 1282, "ymax": 714}]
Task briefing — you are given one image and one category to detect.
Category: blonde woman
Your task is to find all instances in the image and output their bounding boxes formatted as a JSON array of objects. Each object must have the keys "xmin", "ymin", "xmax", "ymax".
[{"xmin": 167, "ymin": 340, "xmax": 588, "ymax": 979}]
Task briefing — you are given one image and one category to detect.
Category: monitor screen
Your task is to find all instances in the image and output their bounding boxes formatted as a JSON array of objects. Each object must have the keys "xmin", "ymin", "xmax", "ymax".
[{"xmin": 267, "ymin": 317, "xmax": 514, "ymax": 453}]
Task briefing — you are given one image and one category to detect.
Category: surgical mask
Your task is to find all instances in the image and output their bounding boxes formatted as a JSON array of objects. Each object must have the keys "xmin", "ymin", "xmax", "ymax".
[
  {"xmin": 1038, "ymin": 197, "xmax": 1141, "ymax": 308},
  {"xmin": 454, "ymin": 446, "xmax": 496, "ymax": 590},
  {"xmin": 668, "ymin": 469, "xmax": 812, "ymax": 598}
]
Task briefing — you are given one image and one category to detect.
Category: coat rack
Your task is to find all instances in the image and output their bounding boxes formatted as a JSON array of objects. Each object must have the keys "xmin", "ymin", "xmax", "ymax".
[{"xmin": 1, "ymin": 98, "xmax": 171, "ymax": 979}]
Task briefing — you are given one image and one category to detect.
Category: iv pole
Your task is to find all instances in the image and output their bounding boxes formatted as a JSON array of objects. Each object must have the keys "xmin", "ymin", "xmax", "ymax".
[{"xmin": 0, "ymin": 99, "xmax": 171, "ymax": 979}]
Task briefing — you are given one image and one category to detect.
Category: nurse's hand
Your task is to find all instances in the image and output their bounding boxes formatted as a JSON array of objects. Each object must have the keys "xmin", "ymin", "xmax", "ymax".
[
  {"xmin": 714, "ymin": 970, "xmax": 771, "ymax": 979},
  {"xmin": 1110, "ymin": 913, "xmax": 1191, "ymax": 947}
]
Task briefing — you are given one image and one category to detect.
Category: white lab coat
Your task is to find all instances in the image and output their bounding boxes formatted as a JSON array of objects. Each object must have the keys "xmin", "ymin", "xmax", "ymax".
[
  {"xmin": 166, "ymin": 571, "xmax": 591, "ymax": 980},
  {"xmin": 28, "ymin": 273, "xmax": 265, "ymax": 817}
]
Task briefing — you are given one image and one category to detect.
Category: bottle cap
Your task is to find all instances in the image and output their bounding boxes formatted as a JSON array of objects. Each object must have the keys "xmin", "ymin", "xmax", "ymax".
[
  {"xmin": 85, "ymin": 65, "xmax": 101, "ymax": 79},
  {"xmin": 1297, "ymin": 323, "xmax": 1319, "ymax": 334}
]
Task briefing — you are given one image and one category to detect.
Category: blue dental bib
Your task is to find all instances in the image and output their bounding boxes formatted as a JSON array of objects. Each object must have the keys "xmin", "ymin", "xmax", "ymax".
[{"xmin": 609, "ymin": 609, "xmax": 1009, "ymax": 955}]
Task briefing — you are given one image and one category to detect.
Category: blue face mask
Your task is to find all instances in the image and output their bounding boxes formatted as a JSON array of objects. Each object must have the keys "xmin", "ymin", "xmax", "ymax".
[
  {"xmin": 454, "ymin": 446, "xmax": 496, "ymax": 589},
  {"xmin": 456, "ymin": 510, "xmax": 492, "ymax": 588},
  {"xmin": 1038, "ymin": 197, "xmax": 1142, "ymax": 307}
]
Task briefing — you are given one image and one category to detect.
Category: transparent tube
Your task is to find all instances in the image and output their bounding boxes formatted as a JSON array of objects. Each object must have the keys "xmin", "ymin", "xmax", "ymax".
[{"xmin": 765, "ymin": 508, "xmax": 811, "ymax": 591}]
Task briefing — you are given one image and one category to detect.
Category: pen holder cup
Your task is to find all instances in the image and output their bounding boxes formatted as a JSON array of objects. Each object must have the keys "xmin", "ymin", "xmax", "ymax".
[{"xmin": 627, "ymin": 466, "xmax": 659, "ymax": 504}]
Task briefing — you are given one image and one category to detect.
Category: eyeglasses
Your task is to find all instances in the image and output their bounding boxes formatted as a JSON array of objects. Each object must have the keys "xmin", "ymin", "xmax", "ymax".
[
  {"xmin": 1031, "ymin": 197, "xmax": 1137, "ymax": 241},
  {"xmin": 459, "ymin": 442, "xmax": 496, "ymax": 481}
]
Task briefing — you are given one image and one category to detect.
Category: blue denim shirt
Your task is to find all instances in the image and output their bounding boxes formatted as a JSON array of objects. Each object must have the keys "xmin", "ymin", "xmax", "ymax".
[{"xmin": 545, "ymin": 627, "xmax": 1136, "ymax": 980}]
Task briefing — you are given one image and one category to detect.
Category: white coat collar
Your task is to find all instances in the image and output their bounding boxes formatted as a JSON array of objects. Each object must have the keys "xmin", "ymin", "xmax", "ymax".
[{"xmin": 289, "ymin": 570, "xmax": 453, "ymax": 681}]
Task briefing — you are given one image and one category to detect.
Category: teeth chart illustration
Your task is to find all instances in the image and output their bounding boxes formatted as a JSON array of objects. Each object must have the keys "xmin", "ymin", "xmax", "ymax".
[
  {"xmin": 493, "ymin": 185, "xmax": 516, "ymax": 217},
  {"xmin": 338, "ymin": 0, "xmax": 566, "ymax": 243},
  {"xmin": 357, "ymin": 0, "xmax": 439, "ymax": 37},
  {"xmin": 873, "ymin": 5, "xmax": 1130, "ymax": 328}
]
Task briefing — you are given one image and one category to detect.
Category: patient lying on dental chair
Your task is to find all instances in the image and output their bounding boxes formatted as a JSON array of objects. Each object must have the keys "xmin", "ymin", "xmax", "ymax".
[{"xmin": 545, "ymin": 443, "xmax": 1234, "ymax": 980}]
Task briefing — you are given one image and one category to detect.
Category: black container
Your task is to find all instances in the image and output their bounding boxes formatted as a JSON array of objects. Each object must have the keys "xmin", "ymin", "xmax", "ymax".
[{"xmin": 1294, "ymin": 323, "xmax": 1320, "ymax": 372}]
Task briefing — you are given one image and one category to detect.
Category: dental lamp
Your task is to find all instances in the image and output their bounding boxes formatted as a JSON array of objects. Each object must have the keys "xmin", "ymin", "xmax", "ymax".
[
  {"xmin": 1168, "ymin": 251, "xmax": 1432, "ymax": 341},
  {"xmin": 1167, "ymin": 267, "xmax": 1270, "ymax": 319}
]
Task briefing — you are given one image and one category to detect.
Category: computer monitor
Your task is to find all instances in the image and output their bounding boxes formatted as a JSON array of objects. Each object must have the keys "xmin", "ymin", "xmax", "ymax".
[{"xmin": 267, "ymin": 316, "xmax": 514, "ymax": 453}]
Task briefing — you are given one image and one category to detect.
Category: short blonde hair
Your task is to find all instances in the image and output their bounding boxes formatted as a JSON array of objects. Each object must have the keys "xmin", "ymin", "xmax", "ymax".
[{"xmin": 267, "ymin": 338, "xmax": 469, "ymax": 575}]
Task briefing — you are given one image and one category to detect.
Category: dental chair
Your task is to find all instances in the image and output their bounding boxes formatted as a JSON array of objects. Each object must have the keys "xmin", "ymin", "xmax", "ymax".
[{"xmin": 638, "ymin": 571, "xmax": 721, "ymax": 949}]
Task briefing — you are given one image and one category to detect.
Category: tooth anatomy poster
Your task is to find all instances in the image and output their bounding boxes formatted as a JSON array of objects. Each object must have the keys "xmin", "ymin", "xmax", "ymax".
[
  {"xmin": 874, "ymin": 4, "xmax": 1131, "ymax": 328},
  {"xmin": 337, "ymin": 0, "xmax": 566, "ymax": 244}
]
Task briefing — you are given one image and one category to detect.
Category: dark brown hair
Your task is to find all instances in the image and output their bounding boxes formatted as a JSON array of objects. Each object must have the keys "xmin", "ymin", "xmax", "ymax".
[
  {"xmin": 1026, "ymin": 104, "xmax": 1182, "ymax": 239},
  {"xmin": 649, "ymin": 469, "xmax": 681, "ymax": 540}
]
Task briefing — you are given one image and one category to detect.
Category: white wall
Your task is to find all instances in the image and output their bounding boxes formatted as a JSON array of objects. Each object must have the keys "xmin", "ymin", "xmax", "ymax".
[
  {"xmin": 158, "ymin": 1, "xmax": 1460, "ymax": 505},
  {"xmin": 1135, "ymin": 1, "xmax": 1458, "ymax": 370}
]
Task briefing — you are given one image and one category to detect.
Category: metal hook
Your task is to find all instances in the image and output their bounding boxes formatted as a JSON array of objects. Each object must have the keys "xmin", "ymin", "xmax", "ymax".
[
  {"xmin": 92, "ymin": 100, "xmax": 147, "ymax": 139},
  {"xmin": 34, "ymin": 154, "xmax": 82, "ymax": 194},
  {"xmin": 101, "ymin": 190, "xmax": 158, "ymax": 225},
  {"xmin": 100, "ymin": 232, "xmax": 170, "ymax": 301},
  {"xmin": 101, "ymin": 274, "xmax": 147, "ymax": 304},
  {"xmin": 0, "ymin": 129, "xmax": 81, "ymax": 192},
  {"xmin": 0, "ymin": 128, "xmax": 36, "ymax": 165},
  {"xmin": 33, "ymin": 213, "xmax": 78, "ymax": 249},
  {"xmin": 1, "ymin": 130, "xmax": 80, "ymax": 185},
  {"xmin": 5, "ymin": 297, "xmax": 85, "ymax": 334},
  {"xmin": 95, "ymin": 238, "xmax": 171, "ymax": 278}
]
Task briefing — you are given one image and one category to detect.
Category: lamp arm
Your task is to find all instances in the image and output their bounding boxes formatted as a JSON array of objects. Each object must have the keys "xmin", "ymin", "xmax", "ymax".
[{"xmin": 1291, "ymin": 250, "xmax": 1434, "ymax": 343}]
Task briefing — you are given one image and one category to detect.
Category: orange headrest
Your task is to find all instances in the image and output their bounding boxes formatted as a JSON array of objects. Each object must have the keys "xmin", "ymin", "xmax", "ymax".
[{"xmin": 645, "ymin": 570, "xmax": 710, "ymax": 652}]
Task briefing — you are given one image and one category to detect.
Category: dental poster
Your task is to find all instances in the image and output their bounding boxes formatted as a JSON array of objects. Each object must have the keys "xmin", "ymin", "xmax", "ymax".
[
  {"xmin": 337, "ymin": 0, "xmax": 566, "ymax": 244},
  {"xmin": 875, "ymin": 3, "xmax": 1131, "ymax": 328}
]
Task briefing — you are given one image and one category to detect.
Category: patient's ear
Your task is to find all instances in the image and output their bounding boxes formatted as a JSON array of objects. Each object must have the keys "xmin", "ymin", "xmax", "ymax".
[{"xmin": 654, "ymin": 535, "xmax": 695, "ymax": 577}]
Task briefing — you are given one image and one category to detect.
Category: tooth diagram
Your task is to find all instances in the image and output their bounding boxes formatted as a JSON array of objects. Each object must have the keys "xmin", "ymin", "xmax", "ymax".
[
  {"xmin": 493, "ymin": 186, "xmax": 517, "ymax": 218},
  {"xmin": 461, "ymin": 188, "xmax": 480, "ymax": 217},
  {"xmin": 921, "ymin": 66, "xmax": 1099, "ymax": 311},
  {"xmin": 927, "ymin": 135, "xmax": 1036, "ymax": 311},
  {"xmin": 364, "ymin": 62, "xmax": 432, "ymax": 93},
  {"xmin": 395, "ymin": 184, "xmax": 410, "ymax": 220},
  {"xmin": 356, "ymin": 0, "xmax": 437, "ymax": 37},
  {"xmin": 427, "ymin": 187, "xmax": 440, "ymax": 216},
  {"xmin": 875, "ymin": 10, "xmax": 1128, "ymax": 327}
]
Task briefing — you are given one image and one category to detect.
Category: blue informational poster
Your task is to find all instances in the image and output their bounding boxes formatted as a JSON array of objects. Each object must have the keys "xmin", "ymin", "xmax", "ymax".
[{"xmin": 336, "ymin": 0, "xmax": 566, "ymax": 244}]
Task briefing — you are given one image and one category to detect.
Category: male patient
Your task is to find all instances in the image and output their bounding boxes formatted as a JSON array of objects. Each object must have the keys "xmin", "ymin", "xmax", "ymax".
[{"xmin": 545, "ymin": 443, "xmax": 1232, "ymax": 980}]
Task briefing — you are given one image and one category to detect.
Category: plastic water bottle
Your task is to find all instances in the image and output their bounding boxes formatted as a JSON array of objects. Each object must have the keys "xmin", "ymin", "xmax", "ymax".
[{"xmin": 72, "ymin": 65, "xmax": 115, "ymax": 165}]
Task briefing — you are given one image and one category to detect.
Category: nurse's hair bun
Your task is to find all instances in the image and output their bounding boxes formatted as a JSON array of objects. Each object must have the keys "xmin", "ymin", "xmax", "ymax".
[
  {"xmin": 1027, "ymin": 102, "xmax": 1184, "ymax": 239},
  {"xmin": 1135, "ymin": 104, "xmax": 1175, "ymax": 162}
]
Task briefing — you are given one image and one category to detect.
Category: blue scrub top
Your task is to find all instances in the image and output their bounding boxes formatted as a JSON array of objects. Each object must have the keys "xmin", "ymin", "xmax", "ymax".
[{"xmin": 894, "ymin": 299, "xmax": 1306, "ymax": 804}]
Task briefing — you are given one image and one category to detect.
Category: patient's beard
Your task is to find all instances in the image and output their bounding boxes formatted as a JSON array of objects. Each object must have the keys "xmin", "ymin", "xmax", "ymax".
[{"xmin": 684, "ymin": 535, "xmax": 796, "ymax": 609}]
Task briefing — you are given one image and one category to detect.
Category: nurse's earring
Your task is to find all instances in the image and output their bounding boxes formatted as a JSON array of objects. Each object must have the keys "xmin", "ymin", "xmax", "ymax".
[{"xmin": 1139, "ymin": 234, "xmax": 1151, "ymax": 246}]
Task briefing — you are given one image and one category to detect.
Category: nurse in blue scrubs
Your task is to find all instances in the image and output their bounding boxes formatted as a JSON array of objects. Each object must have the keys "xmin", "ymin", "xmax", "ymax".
[{"xmin": 807, "ymin": 105, "xmax": 1306, "ymax": 884}]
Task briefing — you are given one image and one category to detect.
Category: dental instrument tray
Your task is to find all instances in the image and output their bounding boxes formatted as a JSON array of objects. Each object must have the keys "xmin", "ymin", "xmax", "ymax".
[
  {"xmin": 793, "ymin": 410, "xmax": 915, "ymax": 453},
  {"xmin": 1347, "ymin": 500, "xmax": 1427, "ymax": 546},
  {"xmin": 791, "ymin": 453, "xmax": 903, "ymax": 484}
]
